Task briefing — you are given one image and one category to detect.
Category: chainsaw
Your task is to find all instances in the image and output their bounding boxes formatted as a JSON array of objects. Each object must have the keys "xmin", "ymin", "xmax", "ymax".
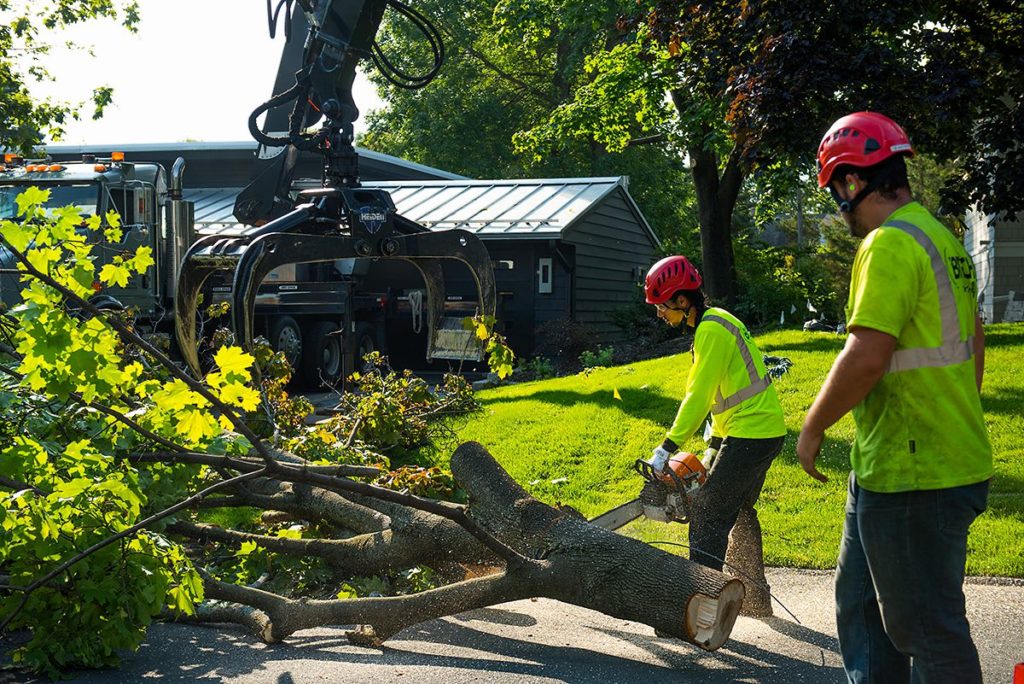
[{"xmin": 589, "ymin": 452, "xmax": 710, "ymax": 530}]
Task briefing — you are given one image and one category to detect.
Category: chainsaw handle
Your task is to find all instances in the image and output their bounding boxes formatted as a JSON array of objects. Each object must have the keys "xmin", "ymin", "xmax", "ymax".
[{"xmin": 634, "ymin": 458, "xmax": 657, "ymax": 482}]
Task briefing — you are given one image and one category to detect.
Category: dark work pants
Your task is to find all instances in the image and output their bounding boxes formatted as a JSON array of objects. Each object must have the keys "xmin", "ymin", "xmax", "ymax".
[
  {"xmin": 835, "ymin": 471, "xmax": 989, "ymax": 684},
  {"xmin": 688, "ymin": 435, "xmax": 784, "ymax": 571}
]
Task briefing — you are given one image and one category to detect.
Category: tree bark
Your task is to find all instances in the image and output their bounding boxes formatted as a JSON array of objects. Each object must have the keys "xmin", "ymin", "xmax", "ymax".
[
  {"xmin": 690, "ymin": 144, "xmax": 740, "ymax": 309},
  {"xmin": 724, "ymin": 506, "xmax": 772, "ymax": 617},
  {"xmin": 193, "ymin": 442, "xmax": 746, "ymax": 652},
  {"xmin": 670, "ymin": 90, "xmax": 745, "ymax": 309}
]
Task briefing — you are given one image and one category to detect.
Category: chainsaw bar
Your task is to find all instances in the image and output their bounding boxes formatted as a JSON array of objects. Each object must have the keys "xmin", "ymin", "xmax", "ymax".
[{"xmin": 588, "ymin": 498, "xmax": 643, "ymax": 530}]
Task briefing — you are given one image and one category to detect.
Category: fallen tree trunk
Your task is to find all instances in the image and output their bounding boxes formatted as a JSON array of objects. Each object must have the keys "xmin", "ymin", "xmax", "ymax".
[
  {"xmin": 450, "ymin": 441, "xmax": 746, "ymax": 649},
  {"xmin": 187, "ymin": 441, "xmax": 744, "ymax": 651}
]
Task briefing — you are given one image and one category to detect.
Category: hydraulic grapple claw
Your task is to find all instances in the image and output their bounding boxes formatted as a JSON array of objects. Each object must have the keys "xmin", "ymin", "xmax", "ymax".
[{"xmin": 173, "ymin": 187, "xmax": 496, "ymax": 377}]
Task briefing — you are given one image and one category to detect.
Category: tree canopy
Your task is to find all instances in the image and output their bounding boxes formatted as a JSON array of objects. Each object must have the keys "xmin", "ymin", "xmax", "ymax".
[
  {"xmin": 0, "ymin": 0, "xmax": 139, "ymax": 152},
  {"xmin": 359, "ymin": 0, "xmax": 698, "ymax": 248},
  {"xmin": 523, "ymin": 0, "xmax": 1023, "ymax": 302},
  {"xmin": 364, "ymin": 0, "xmax": 1022, "ymax": 306}
]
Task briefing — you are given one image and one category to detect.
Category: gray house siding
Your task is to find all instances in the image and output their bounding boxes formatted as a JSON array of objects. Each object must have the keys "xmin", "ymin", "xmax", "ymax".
[
  {"xmin": 563, "ymin": 190, "xmax": 657, "ymax": 343},
  {"xmin": 966, "ymin": 210, "xmax": 1024, "ymax": 322}
]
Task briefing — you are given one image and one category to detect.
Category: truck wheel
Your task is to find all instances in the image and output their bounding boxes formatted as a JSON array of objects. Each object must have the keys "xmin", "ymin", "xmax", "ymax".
[
  {"xmin": 301, "ymin": 321, "xmax": 343, "ymax": 389},
  {"xmin": 267, "ymin": 316, "xmax": 303, "ymax": 370},
  {"xmin": 354, "ymin": 322, "xmax": 378, "ymax": 369}
]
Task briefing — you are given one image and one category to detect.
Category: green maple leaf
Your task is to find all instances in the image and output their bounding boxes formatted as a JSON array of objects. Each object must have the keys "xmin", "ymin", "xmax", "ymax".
[
  {"xmin": 128, "ymin": 246, "xmax": 154, "ymax": 273},
  {"xmin": 26, "ymin": 246, "xmax": 60, "ymax": 274},
  {"xmin": 152, "ymin": 379, "xmax": 199, "ymax": 411},
  {"xmin": 218, "ymin": 382, "xmax": 261, "ymax": 412},
  {"xmin": 1, "ymin": 220, "xmax": 34, "ymax": 252},
  {"xmin": 99, "ymin": 262, "xmax": 131, "ymax": 288},
  {"xmin": 177, "ymin": 408, "xmax": 218, "ymax": 443},
  {"xmin": 15, "ymin": 187, "xmax": 50, "ymax": 217},
  {"xmin": 213, "ymin": 346, "xmax": 255, "ymax": 378}
]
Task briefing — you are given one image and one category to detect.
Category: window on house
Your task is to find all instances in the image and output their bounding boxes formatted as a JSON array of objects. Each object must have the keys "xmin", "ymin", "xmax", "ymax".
[{"xmin": 537, "ymin": 257, "xmax": 553, "ymax": 294}]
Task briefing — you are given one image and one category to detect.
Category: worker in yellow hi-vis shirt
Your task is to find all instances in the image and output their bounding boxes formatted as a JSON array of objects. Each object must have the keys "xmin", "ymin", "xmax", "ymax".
[
  {"xmin": 643, "ymin": 255, "xmax": 786, "ymax": 616},
  {"xmin": 798, "ymin": 112, "xmax": 992, "ymax": 683}
]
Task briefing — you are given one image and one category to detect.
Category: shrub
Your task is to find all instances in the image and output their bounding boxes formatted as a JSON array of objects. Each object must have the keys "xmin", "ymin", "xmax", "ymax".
[
  {"xmin": 579, "ymin": 345, "xmax": 614, "ymax": 368},
  {"xmin": 533, "ymin": 318, "xmax": 595, "ymax": 371},
  {"xmin": 516, "ymin": 356, "xmax": 556, "ymax": 379}
]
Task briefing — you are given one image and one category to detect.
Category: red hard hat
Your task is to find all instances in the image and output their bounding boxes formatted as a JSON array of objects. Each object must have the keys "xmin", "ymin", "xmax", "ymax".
[
  {"xmin": 817, "ymin": 112, "xmax": 915, "ymax": 188},
  {"xmin": 645, "ymin": 256, "xmax": 702, "ymax": 305}
]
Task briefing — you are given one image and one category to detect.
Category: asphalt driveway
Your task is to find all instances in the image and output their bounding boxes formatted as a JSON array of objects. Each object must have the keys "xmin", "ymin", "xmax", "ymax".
[{"xmin": 8, "ymin": 568, "xmax": 1022, "ymax": 683}]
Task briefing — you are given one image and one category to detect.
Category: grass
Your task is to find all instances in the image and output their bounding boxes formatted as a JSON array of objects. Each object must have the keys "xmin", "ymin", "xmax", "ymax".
[{"xmin": 439, "ymin": 323, "xmax": 1024, "ymax": 578}]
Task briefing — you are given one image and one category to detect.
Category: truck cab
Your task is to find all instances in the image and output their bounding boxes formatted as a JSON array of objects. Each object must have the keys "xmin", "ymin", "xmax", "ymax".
[
  {"xmin": 0, "ymin": 152, "xmax": 380, "ymax": 388},
  {"xmin": 0, "ymin": 153, "xmax": 171, "ymax": 318}
]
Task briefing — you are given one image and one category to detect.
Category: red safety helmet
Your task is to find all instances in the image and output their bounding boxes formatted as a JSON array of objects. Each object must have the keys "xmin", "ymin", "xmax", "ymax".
[
  {"xmin": 645, "ymin": 256, "xmax": 702, "ymax": 305},
  {"xmin": 817, "ymin": 112, "xmax": 915, "ymax": 188}
]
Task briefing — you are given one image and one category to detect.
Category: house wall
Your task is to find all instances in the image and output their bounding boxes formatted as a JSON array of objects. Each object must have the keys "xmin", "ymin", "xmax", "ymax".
[
  {"xmin": 966, "ymin": 209, "xmax": 1024, "ymax": 322},
  {"xmin": 563, "ymin": 189, "xmax": 658, "ymax": 343}
]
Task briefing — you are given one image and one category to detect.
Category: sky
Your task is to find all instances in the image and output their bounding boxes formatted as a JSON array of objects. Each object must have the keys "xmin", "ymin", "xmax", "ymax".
[{"xmin": 30, "ymin": 0, "xmax": 385, "ymax": 145}]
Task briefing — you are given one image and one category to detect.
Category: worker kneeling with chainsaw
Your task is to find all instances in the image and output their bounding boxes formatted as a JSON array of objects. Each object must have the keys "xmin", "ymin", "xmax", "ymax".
[{"xmin": 644, "ymin": 255, "xmax": 786, "ymax": 616}]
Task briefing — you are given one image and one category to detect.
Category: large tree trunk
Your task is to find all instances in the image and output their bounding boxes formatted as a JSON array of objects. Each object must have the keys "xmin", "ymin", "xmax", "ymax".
[
  {"xmin": 451, "ymin": 442, "xmax": 746, "ymax": 649},
  {"xmin": 189, "ymin": 442, "xmax": 746, "ymax": 651},
  {"xmin": 689, "ymin": 144, "xmax": 744, "ymax": 309},
  {"xmin": 670, "ymin": 91, "xmax": 745, "ymax": 309}
]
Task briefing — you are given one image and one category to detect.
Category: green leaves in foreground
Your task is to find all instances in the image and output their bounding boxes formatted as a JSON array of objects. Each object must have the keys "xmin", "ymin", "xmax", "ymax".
[{"xmin": 0, "ymin": 188, "xmax": 265, "ymax": 675}]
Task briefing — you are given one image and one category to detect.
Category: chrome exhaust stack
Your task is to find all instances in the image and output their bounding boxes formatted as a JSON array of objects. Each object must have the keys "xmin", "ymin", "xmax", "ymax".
[{"xmin": 165, "ymin": 157, "xmax": 195, "ymax": 303}]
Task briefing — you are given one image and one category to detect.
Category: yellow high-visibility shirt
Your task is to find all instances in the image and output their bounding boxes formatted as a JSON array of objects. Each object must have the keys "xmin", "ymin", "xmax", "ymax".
[
  {"xmin": 666, "ymin": 307, "xmax": 786, "ymax": 446},
  {"xmin": 845, "ymin": 202, "xmax": 992, "ymax": 493}
]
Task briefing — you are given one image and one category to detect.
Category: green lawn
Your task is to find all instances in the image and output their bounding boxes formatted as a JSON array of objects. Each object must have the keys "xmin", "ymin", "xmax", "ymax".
[{"xmin": 441, "ymin": 324, "xmax": 1024, "ymax": 577}]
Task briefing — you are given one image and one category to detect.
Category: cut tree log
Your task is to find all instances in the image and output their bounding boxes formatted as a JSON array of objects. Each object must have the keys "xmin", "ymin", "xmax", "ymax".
[
  {"xmin": 450, "ymin": 441, "xmax": 745, "ymax": 650},
  {"xmin": 186, "ymin": 441, "xmax": 746, "ymax": 651}
]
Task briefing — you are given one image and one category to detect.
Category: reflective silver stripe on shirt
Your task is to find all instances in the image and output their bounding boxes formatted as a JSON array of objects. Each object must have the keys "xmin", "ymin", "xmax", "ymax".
[
  {"xmin": 703, "ymin": 314, "xmax": 772, "ymax": 415},
  {"xmin": 882, "ymin": 220, "xmax": 973, "ymax": 374}
]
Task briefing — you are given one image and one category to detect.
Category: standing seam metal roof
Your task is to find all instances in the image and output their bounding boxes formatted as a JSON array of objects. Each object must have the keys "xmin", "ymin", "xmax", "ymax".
[{"xmin": 187, "ymin": 177, "xmax": 658, "ymax": 245}]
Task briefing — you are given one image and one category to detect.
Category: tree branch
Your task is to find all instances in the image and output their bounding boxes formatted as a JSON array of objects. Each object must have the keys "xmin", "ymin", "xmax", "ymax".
[
  {"xmin": 0, "ymin": 468, "xmax": 268, "ymax": 634},
  {"xmin": 201, "ymin": 565, "xmax": 542, "ymax": 644},
  {"xmin": 165, "ymin": 601, "xmax": 273, "ymax": 642},
  {"xmin": 0, "ymin": 236, "xmax": 275, "ymax": 467},
  {"xmin": 169, "ymin": 519, "xmax": 469, "ymax": 577},
  {"xmin": 0, "ymin": 475, "xmax": 46, "ymax": 496},
  {"xmin": 627, "ymin": 133, "xmax": 668, "ymax": 147},
  {"xmin": 128, "ymin": 450, "xmax": 525, "ymax": 565},
  {"xmin": 0, "ymin": 346, "xmax": 187, "ymax": 454},
  {"xmin": 130, "ymin": 451, "xmax": 380, "ymax": 479}
]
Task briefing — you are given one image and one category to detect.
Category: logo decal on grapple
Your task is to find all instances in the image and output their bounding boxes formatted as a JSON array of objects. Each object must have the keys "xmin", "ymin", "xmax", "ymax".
[{"xmin": 358, "ymin": 205, "xmax": 388, "ymax": 234}]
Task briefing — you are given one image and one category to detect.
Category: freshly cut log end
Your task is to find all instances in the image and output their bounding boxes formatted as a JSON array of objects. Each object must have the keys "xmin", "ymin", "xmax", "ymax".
[{"xmin": 684, "ymin": 579, "xmax": 745, "ymax": 650}]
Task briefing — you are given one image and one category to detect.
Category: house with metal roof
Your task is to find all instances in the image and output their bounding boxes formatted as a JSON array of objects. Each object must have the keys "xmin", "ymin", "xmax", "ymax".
[{"xmin": 43, "ymin": 142, "xmax": 660, "ymax": 359}]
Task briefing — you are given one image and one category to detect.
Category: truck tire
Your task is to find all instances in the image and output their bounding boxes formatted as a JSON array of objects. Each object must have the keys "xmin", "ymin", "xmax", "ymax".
[
  {"xmin": 353, "ymin": 321, "xmax": 378, "ymax": 369},
  {"xmin": 267, "ymin": 316, "xmax": 303, "ymax": 371},
  {"xmin": 301, "ymin": 320, "xmax": 343, "ymax": 389}
]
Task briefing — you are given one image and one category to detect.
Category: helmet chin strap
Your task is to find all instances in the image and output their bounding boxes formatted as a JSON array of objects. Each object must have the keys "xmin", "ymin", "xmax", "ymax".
[{"xmin": 830, "ymin": 176, "xmax": 881, "ymax": 214}]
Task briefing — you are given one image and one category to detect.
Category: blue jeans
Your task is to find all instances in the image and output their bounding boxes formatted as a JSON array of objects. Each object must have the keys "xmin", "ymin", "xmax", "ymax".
[{"xmin": 835, "ymin": 471, "xmax": 989, "ymax": 683}]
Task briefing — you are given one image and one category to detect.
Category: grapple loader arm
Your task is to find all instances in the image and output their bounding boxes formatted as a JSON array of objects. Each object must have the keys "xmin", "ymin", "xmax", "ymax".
[{"xmin": 172, "ymin": 1, "xmax": 492, "ymax": 377}]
